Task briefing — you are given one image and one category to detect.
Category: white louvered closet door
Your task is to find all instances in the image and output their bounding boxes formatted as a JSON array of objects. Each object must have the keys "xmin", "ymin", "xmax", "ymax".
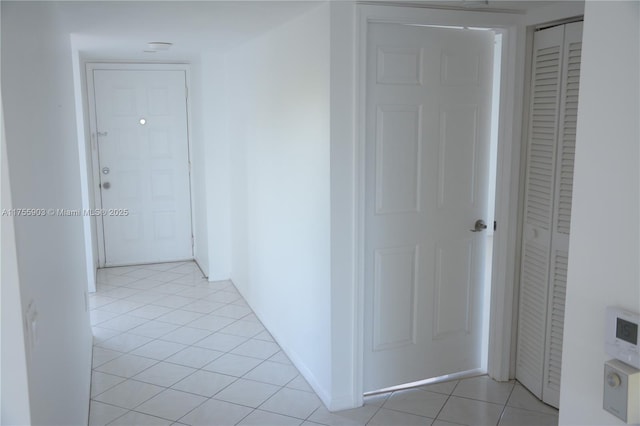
[
  {"xmin": 516, "ymin": 22, "xmax": 583, "ymax": 409},
  {"xmin": 542, "ymin": 21, "xmax": 583, "ymax": 408}
]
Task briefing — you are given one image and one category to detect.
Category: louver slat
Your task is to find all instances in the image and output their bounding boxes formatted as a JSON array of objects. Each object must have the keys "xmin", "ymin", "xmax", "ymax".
[
  {"xmin": 524, "ymin": 45, "xmax": 561, "ymax": 230},
  {"xmin": 517, "ymin": 240, "xmax": 551, "ymax": 396},
  {"xmin": 557, "ymin": 42, "xmax": 582, "ymax": 234},
  {"xmin": 545, "ymin": 250, "xmax": 568, "ymax": 392}
]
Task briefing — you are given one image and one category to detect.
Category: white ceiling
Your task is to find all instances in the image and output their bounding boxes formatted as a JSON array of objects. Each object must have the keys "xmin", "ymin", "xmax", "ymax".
[
  {"xmin": 61, "ymin": 1, "xmax": 323, "ymax": 61},
  {"xmin": 58, "ymin": 0, "xmax": 564, "ymax": 61}
]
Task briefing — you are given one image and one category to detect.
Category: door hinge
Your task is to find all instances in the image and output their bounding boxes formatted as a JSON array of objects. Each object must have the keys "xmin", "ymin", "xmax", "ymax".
[
  {"xmin": 494, "ymin": 221, "xmax": 497, "ymax": 231},
  {"xmin": 185, "ymin": 85, "xmax": 188, "ymax": 99}
]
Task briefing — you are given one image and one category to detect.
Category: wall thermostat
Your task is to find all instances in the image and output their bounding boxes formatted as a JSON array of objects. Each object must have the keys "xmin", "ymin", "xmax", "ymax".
[
  {"xmin": 605, "ymin": 307, "xmax": 640, "ymax": 369},
  {"xmin": 603, "ymin": 359, "xmax": 640, "ymax": 424}
]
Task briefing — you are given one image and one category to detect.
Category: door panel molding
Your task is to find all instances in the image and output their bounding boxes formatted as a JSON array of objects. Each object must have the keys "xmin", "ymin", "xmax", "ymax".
[{"xmin": 372, "ymin": 245, "xmax": 419, "ymax": 351}]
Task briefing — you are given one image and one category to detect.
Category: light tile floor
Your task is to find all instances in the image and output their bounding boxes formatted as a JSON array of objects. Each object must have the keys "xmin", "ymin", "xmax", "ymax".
[{"xmin": 89, "ymin": 261, "xmax": 558, "ymax": 426}]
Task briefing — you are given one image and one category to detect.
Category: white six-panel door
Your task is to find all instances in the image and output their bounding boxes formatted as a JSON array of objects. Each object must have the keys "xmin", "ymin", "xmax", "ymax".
[
  {"xmin": 92, "ymin": 69, "xmax": 193, "ymax": 266},
  {"xmin": 364, "ymin": 23, "xmax": 495, "ymax": 392}
]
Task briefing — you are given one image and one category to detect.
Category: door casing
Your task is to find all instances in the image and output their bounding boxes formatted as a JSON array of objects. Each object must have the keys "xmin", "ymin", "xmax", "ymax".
[
  {"xmin": 353, "ymin": 4, "xmax": 527, "ymax": 402},
  {"xmin": 85, "ymin": 62, "xmax": 195, "ymax": 268}
]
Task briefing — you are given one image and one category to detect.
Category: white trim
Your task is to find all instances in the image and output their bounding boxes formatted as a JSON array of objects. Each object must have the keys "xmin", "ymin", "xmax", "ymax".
[
  {"xmin": 84, "ymin": 62, "xmax": 195, "ymax": 268},
  {"xmin": 487, "ymin": 23, "xmax": 527, "ymax": 382},
  {"xmin": 71, "ymin": 45, "xmax": 97, "ymax": 293},
  {"xmin": 353, "ymin": 4, "xmax": 523, "ymax": 399},
  {"xmin": 84, "ymin": 65, "xmax": 105, "ymax": 267}
]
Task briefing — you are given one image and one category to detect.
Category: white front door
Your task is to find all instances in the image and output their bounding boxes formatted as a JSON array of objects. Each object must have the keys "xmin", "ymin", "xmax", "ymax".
[
  {"xmin": 93, "ymin": 69, "xmax": 193, "ymax": 266},
  {"xmin": 364, "ymin": 23, "xmax": 495, "ymax": 392}
]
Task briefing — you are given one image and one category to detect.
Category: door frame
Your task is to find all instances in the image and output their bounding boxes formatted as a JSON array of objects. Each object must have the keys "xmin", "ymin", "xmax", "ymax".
[
  {"xmin": 85, "ymin": 62, "xmax": 195, "ymax": 268},
  {"xmin": 354, "ymin": 4, "xmax": 526, "ymax": 398}
]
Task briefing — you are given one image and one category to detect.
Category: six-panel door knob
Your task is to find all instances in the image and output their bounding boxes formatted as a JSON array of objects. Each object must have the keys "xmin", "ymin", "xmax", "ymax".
[{"xmin": 471, "ymin": 219, "xmax": 487, "ymax": 232}]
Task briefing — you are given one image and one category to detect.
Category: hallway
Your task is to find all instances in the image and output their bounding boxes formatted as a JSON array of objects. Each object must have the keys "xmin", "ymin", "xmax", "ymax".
[{"xmin": 89, "ymin": 262, "xmax": 558, "ymax": 426}]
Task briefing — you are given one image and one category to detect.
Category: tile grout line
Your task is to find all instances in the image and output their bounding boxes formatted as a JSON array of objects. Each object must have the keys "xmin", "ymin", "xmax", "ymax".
[
  {"xmin": 363, "ymin": 393, "xmax": 391, "ymax": 425},
  {"xmin": 92, "ymin": 263, "xmax": 312, "ymax": 425},
  {"xmin": 96, "ymin": 263, "xmax": 541, "ymax": 426},
  {"xmin": 429, "ymin": 379, "xmax": 461, "ymax": 424},
  {"xmin": 495, "ymin": 381, "xmax": 517, "ymax": 426}
]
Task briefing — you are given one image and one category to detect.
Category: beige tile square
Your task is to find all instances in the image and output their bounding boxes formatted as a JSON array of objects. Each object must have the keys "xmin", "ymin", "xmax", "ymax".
[
  {"xmin": 382, "ymin": 389, "xmax": 448, "ymax": 418},
  {"xmin": 506, "ymin": 384, "xmax": 558, "ymax": 415},
  {"xmin": 91, "ymin": 371, "xmax": 126, "ymax": 397},
  {"xmin": 96, "ymin": 332, "xmax": 153, "ymax": 353},
  {"xmin": 109, "ymin": 411, "xmax": 173, "ymax": 426},
  {"xmin": 134, "ymin": 362, "xmax": 196, "ymax": 387},
  {"xmin": 452, "ymin": 376, "xmax": 515, "ymax": 405},
  {"xmin": 88, "ymin": 400, "xmax": 127, "ymax": 425},
  {"xmin": 307, "ymin": 405, "xmax": 378, "ymax": 426},
  {"xmin": 160, "ymin": 326, "xmax": 212, "ymax": 345},
  {"xmin": 437, "ymin": 396, "xmax": 503, "ymax": 426},
  {"xmin": 180, "ymin": 399, "xmax": 252, "ymax": 426},
  {"xmin": 129, "ymin": 321, "xmax": 180, "ymax": 339},
  {"xmin": 231, "ymin": 339, "xmax": 280, "ymax": 360},
  {"xmin": 136, "ymin": 389, "xmax": 207, "ymax": 421},
  {"xmin": 420, "ymin": 380, "xmax": 459, "ymax": 395},
  {"xmin": 243, "ymin": 361, "xmax": 299, "ymax": 386},
  {"xmin": 259, "ymin": 387, "xmax": 321, "ymax": 419},
  {"xmin": 499, "ymin": 407, "xmax": 558, "ymax": 426},
  {"xmin": 165, "ymin": 346, "xmax": 224, "ymax": 369},
  {"xmin": 202, "ymin": 353, "xmax": 262, "ymax": 377},
  {"xmin": 368, "ymin": 408, "xmax": 432, "ymax": 425},
  {"xmin": 214, "ymin": 378, "xmax": 280, "ymax": 408},
  {"xmin": 195, "ymin": 332, "xmax": 247, "ymax": 352},
  {"xmin": 130, "ymin": 340, "xmax": 187, "ymax": 360},
  {"xmin": 156, "ymin": 309, "xmax": 204, "ymax": 326},
  {"xmin": 92, "ymin": 346, "xmax": 124, "ymax": 368},
  {"xmin": 286, "ymin": 375, "xmax": 314, "ymax": 393},
  {"xmin": 172, "ymin": 370, "xmax": 236, "ymax": 397},
  {"xmin": 238, "ymin": 410, "xmax": 303, "ymax": 426},
  {"xmin": 95, "ymin": 354, "xmax": 158, "ymax": 378},
  {"xmin": 94, "ymin": 379, "xmax": 163, "ymax": 409}
]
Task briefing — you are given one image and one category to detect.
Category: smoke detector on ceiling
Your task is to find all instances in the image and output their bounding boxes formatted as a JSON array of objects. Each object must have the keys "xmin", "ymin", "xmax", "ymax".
[{"xmin": 146, "ymin": 42, "xmax": 173, "ymax": 51}]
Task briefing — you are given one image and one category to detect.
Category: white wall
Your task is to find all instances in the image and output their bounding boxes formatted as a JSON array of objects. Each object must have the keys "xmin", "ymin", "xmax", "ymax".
[
  {"xmin": 189, "ymin": 58, "xmax": 212, "ymax": 277},
  {"xmin": 201, "ymin": 53, "xmax": 232, "ymax": 281},
  {"xmin": 191, "ymin": 52, "xmax": 233, "ymax": 281},
  {"xmin": 559, "ymin": 2, "xmax": 640, "ymax": 424},
  {"xmin": 1, "ymin": 32, "xmax": 32, "ymax": 423},
  {"xmin": 1, "ymin": 2, "xmax": 93, "ymax": 424},
  {"xmin": 226, "ymin": 3, "xmax": 333, "ymax": 405}
]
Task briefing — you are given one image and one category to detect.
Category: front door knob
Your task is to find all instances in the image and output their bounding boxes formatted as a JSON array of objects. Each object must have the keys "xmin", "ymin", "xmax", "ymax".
[
  {"xmin": 102, "ymin": 182, "xmax": 111, "ymax": 190},
  {"xmin": 470, "ymin": 219, "xmax": 487, "ymax": 232}
]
